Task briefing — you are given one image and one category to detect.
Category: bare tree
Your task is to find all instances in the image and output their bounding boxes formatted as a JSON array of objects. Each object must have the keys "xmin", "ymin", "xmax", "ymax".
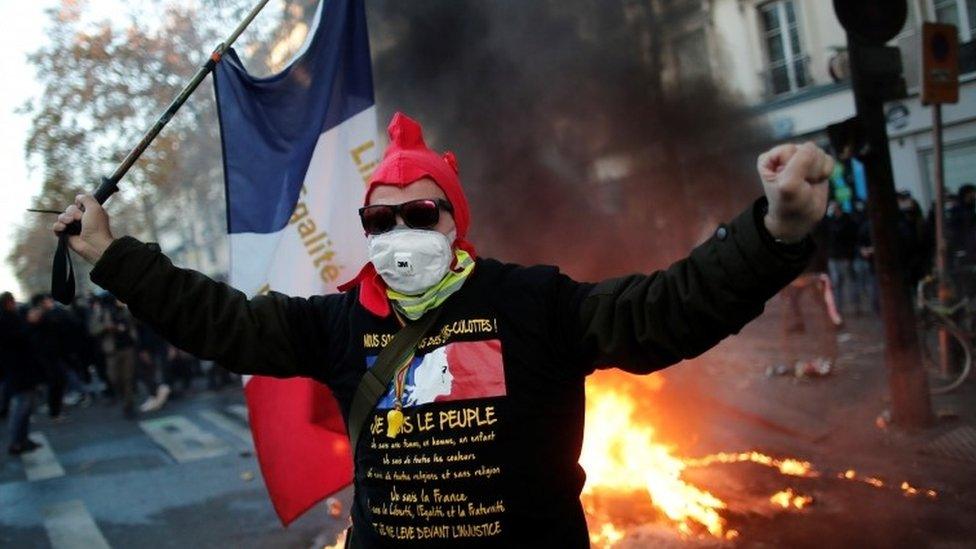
[{"xmin": 12, "ymin": 0, "xmax": 314, "ymax": 295}]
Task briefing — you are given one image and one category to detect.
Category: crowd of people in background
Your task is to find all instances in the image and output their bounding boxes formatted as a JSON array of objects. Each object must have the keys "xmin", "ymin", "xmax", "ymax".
[
  {"xmin": 819, "ymin": 183, "xmax": 976, "ymax": 319},
  {"xmin": 776, "ymin": 183, "xmax": 975, "ymax": 373},
  {"xmin": 0, "ymin": 291, "xmax": 237, "ymax": 456}
]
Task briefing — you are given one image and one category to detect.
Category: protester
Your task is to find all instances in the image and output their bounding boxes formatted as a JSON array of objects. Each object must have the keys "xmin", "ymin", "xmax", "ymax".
[
  {"xmin": 778, "ymin": 272, "xmax": 840, "ymax": 374},
  {"xmin": 206, "ymin": 360, "xmax": 235, "ymax": 392},
  {"xmin": 135, "ymin": 320, "xmax": 171, "ymax": 412},
  {"xmin": 824, "ymin": 200, "xmax": 858, "ymax": 315},
  {"xmin": 67, "ymin": 294, "xmax": 106, "ymax": 403},
  {"xmin": 0, "ymin": 358, "xmax": 9, "ymax": 419},
  {"xmin": 778, "ymin": 216, "xmax": 840, "ymax": 373},
  {"xmin": 86, "ymin": 296, "xmax": 114, "ymax": 398},
  {"xmin": 948, "ymin": 183, "xmax": 976, "ymax": 271},
  {"xmin": 168, "ymin": 345, "xmax": 199, "ymax": 396},
  {"xmin": 897, "ymin": 191, "xmax": 928, "ymax": 292},
  {"xmin": 854, "ymin": 205, "xmax": 879, "ymax": 315},
  {"xmin": 29, "ymin": 294, "xmax": 76, "ymax": 421},
  {"xmin": 56, "ymin": 299, "xmax": 96, "ymax": 407},
  {"xmin": 91, "ymin": 296, "xmax": 138, "ymax": 419},
  {"xmin": 55, "ymin": 113, "xmax": 832, "ymax": 547},
  {"xmin": 1, "ymin": 292, "xmax": 43, "ymax": 454}
]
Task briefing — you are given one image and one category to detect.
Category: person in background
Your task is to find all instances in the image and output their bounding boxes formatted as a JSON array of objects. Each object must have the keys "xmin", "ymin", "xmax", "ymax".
[
  {"xmin": 86, "ymin": 296, "xmax": 114, "ymax": 399},
  {"xmin": 206, "ymin": 360, "xmax": 235, "ymax": 392},
  {"xmin": 824, "ymin": 200, "xmax": 858, "ymax": 316},
  {"xmin": 57, "ymin": 298, "xmax": 95, "ymax": 408},
  {"xmin": 30, "ymin": 294, "xmax": 74, "ymax": 421},
  {"xmin": 1, "ymin": 292, "xmax": 43, "ymax": 454},
  {"xmin": 896, "ymin": 191, "xmax": 928, "ymax": 293},
  {"xmin": 67, "ymin": 294, "xmax": 105, "ymax": 403},
  {"xmin": 167, "ymin": 345, "xmax": 199, "ymax": 396},
  {"xmin": 0, "ymin": 350, "xmax": 9, "ymax": 419},
  {"xmin": 853, "ymin": 202, "xmax": 879, "ymax": 315},
  {"xmin": 135, "ymin": 320, "xmax": 171, "ymax": 412},
  {"xmin": 91, "ymin": 296, "xmax": 138, "ymax": 418},
  {"xmin": 779, "ymin": 215, "xmax": 840, "ymax": 374},
  {"xmin": 948, "ymin": 183, "xmax": 976, "ymax": 271}
]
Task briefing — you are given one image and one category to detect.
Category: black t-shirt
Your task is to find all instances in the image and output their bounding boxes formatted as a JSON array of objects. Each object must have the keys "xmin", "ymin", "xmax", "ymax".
[{"xmin": 300, "ymin": 259, "xmax": 596, "ymax": 548}]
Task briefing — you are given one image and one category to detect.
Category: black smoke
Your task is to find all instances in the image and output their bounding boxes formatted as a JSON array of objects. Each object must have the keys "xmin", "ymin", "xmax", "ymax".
[{"xmin": 366, "ymin": 1, "xmax": 773, "ymax": 279}]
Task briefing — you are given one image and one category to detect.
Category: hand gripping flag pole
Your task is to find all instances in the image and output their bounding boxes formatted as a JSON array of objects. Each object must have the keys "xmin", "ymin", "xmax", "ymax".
[{"xmin": 50, "ymin": 0, "xmax": 271, "ymax": 304}]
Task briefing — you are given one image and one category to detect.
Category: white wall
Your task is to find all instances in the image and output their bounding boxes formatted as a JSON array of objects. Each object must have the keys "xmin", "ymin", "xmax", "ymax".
[
  {"xmin": 710, "ymin": 0, "xmax": 762, "ymax": 101},
  {"xmin": 758, "ymin": 86, "xmax": 855, "ymax": 137},
  {"xmin": 707, "ymin": 0, "xmax": 975, "ymax": 210},
  {"xmin": 888, "ymin": 78, "xmax": 976, "ymax": 205},
  {"xmin": 710, "ymin": 0, "xmax": 848, "ymax": 103}
]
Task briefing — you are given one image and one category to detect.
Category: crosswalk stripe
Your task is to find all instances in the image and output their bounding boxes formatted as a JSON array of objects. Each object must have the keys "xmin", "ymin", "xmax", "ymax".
[
  {"xmin": 43, "ymin": 500, "xmax": 111, "ymax": 549},
  {"xmin": 21, "ymin": 432, "xmax": 65, "ymax": 481},
  {"xmin": 139, "ymin": 415, "xmax": 230, "ymax": 463},
  {"xmin": 198, "ymin": 410, "xmax": 254, "ymax": 448},
  {"xmin": 226, "ymin": 404, "xmax": 249, "ymax": 422}
]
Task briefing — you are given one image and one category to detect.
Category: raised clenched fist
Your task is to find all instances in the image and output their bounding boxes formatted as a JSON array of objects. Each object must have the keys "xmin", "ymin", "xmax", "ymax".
[
  {"xmin": 757, "ymin": 142, "xmax": 834, "ymax": 243},
  {"xmin": 52, "ymin": 194, "xmax": 115, "ymax": 264}
]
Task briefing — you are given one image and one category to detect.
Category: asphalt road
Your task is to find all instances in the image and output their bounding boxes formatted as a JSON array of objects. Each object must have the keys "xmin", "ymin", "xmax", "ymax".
[{"xmin": 0, "ymin": 386, "xmax": 351, "ymax": 549}]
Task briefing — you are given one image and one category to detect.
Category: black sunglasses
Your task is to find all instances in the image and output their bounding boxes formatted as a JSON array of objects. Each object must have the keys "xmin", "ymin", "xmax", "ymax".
[{"xmin": 359, "ymin": 198, "xmax": 454, "ymax": 235}]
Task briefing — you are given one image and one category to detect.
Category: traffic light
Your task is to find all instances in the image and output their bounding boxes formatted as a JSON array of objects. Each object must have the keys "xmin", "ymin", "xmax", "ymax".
[
  {"xmin": 827, "ymin": 117, "xmax": 864, "ymax": 160},
  {"xmin": 833, "ymin": 0, "xmax": 907, "ymax": 45},
  {"xmin": 833, "ymin": 0, "xmax": 907, "ymax": 101},
  {"xmin": 921, "ymin": 22, "xmax": 960, "ymax": 105}
]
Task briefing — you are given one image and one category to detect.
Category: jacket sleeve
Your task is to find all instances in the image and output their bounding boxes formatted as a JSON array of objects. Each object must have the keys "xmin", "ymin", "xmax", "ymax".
[
  {"xmin": 577, "ymin": 197, "xmax": 813, "ymax": 374},
  {"xmin": 89, "ymin": 236, "xmax": 337, "ymax": 380}
]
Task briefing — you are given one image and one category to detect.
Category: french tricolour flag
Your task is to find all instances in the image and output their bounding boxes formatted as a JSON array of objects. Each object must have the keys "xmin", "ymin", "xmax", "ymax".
[{"xmin": 212, "ymin": 0, "xmax": 377, "ymax": 525}]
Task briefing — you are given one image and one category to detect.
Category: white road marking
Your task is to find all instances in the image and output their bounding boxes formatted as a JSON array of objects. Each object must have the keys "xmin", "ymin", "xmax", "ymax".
[
  {"xmin": 139, "ymin": 415, "xmax": 229, "ymax": 463},
  {"xmin": 198, "ymin": 410, "xmax": 254, "ymax": 448},
  {"xmin": 21, "ymin": 432, "xmax": 65, "ymax": 481},
  {"xmin": 43, "ymin": 500, "xmax": 111, "ymax": 549},
  {"xmin": 226, "ymin": 404, "xmax": 249, "ymax": 422}
]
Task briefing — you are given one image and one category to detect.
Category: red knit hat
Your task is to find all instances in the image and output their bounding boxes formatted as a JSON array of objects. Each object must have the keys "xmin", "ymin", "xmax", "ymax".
[{"xmin": 338, "ymin": 112, "xmax": 476, "ymax": 317}]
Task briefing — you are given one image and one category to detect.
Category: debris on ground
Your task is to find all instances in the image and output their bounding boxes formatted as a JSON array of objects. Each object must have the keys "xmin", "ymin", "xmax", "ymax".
[
  {"xmin": 766, "ymin": 358, "xmax": 833, "ymax": 378},
  {"xmin": 876, "ymin": 409, "xmax": 892, "ymax": 430}
]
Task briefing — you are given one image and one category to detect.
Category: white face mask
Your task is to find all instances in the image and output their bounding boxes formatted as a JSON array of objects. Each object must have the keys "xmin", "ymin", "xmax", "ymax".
[{"xmin": 368, "ymin": 228, "xmax": 455, "ymax": 295}]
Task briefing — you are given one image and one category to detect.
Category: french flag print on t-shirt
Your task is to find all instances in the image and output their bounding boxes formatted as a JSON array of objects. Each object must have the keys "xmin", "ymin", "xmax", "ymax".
[{"xmin": 368, "ymin": 339, "xmax": 507, "ymax": 409}]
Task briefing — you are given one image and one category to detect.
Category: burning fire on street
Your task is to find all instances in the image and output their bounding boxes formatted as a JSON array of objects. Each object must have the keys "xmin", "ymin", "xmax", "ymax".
[{"xmin": 580, "ymin": 371, "xmax": 938, "ymax": 547}]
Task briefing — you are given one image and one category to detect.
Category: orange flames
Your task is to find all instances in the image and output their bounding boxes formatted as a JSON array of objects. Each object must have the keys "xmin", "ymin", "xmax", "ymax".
[
  {"xmin": 838, "ymin": 470, "xmax": 937, "ymax": 499},
  {"xmin": 322, "ymin": 371, "xmax": 937, "ymax": 549},
  {"xmin": 323, "ymin": 530, "xmax": 346, "ymax": 549},
  {"xmin": 580, "ymin": 372, "xmax": 937, "ymax": 547},
  {"xmin": 769, "ymin": 488, "xmax": 813, "ymax": 509},
  {"xmin": 581, "ymin": 374, "xmax": 738, "ymax": 542}
]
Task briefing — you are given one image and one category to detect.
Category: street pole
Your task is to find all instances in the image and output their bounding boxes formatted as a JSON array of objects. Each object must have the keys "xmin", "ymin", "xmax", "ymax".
[
  {"xmin": 932, "ymin": 103, "xmax": 951, "ymax": 376},
  {"xmin": 847, "ymin": 38, "xmax": 933, "ymax": 428}
]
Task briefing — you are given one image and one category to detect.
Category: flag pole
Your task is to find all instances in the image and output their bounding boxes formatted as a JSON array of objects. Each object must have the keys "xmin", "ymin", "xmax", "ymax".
[
  {"xmin": 50, "ymin": 0, "xmax": 272, "ymax": 303},
  {"xmin": 93, "ymin": 0, "xmax": 272, "ymax": 203}
]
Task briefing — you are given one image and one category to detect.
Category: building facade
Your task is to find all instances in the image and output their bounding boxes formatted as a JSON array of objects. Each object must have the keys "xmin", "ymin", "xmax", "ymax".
[{"xmin": 662, "ymin": 0, "xmax": 976, "ymax": 208}]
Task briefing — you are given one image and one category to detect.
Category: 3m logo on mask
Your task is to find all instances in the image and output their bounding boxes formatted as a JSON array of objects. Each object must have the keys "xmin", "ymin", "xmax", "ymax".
[
  {"xmin": 394, "ymin": 252, "xmax": 415, "ymax": 274},
  {"xmin": 368, "ymin": 228, "xmax": 456, "ymax": 294}
]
